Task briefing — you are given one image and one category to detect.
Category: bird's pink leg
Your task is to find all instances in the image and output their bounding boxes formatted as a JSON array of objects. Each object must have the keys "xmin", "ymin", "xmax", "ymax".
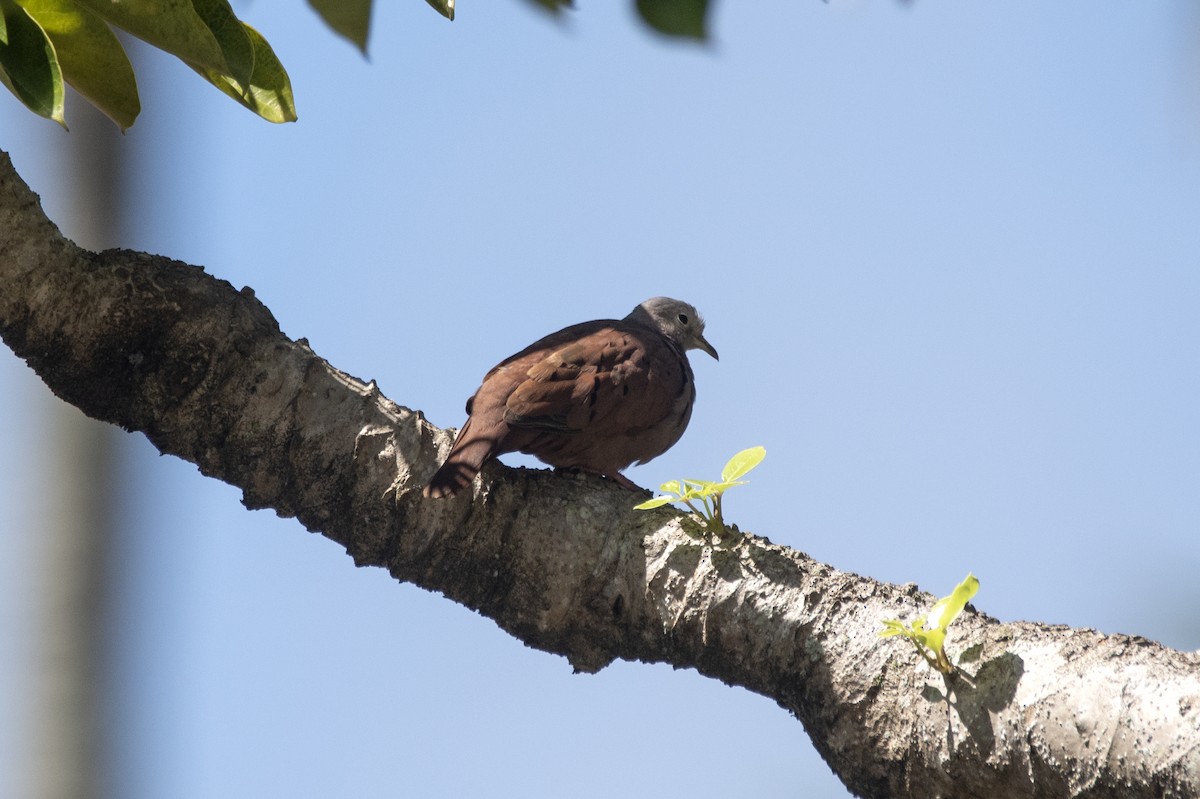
[{"xmin": 556, "ymin": 466, "xmax": 647, "ymax": 492}]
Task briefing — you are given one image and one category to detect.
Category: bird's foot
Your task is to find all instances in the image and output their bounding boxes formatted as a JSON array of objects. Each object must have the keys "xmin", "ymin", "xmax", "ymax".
[
  {"xmin": 604, "ymin": 472, "xmax": 648, "ymax": 492},
  {"xmin": 554, "ymin": 467, "xmax": 648, "ymax": 492}
]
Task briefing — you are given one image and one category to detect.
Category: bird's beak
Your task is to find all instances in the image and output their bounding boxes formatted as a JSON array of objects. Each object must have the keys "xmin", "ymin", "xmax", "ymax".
[{"xmin": 696, "ymin": 335, "xmax": 719, "ymax": 361}]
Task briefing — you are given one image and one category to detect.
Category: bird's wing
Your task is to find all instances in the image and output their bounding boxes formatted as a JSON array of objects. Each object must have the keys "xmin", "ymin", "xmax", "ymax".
[{"xmin": 503, "ymin": 323, "xmax": 687, "ymax": 435}]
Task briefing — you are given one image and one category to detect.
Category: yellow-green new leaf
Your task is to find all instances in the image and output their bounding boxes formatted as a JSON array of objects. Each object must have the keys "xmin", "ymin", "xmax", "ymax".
[
  {"xmin": 633, "ymin": 496, "xmax": 676, "ymax": 511},
  {"xmin": 919, "ymin": 572, "xmax": 978, "ymax": 654},
  {"xmin": 721, "ymin": 446, "xmax": 765, "ymax": 483},
  {"xmin": 308, "ymin": 0, "xmax": 371, "ymax": 54},
  {"xmin": 656, "ymin": 480, "xmax": 683, "ymax": 496},
  {"xmin": 926, "ymin": 573, "xmax": 979, "ymax": 634},
  {"xmin": 690, "ymin": 479, "xmax": 747, "ymax": 497},
  {"xmin": 16, "ymin": 0, "xmax": 138, "ymax": 130},
  {"xmin": 676, "ymin": 480, "xmax": 709, "ymax": 501},
  {"xmin": 0, "ymin": 0, "xmax": 64, "ymax": 127},
  {"xmin": 72, "ymin": 0, "xmax": 226, "ymax": 74},
  {"xmin": 193, "ymin": 22, "xmax": 295, "ymax": 123}
]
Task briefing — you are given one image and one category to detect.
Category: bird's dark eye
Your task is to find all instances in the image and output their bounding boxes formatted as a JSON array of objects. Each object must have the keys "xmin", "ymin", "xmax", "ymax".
[{"xmin": 678, "ymin": 313, "xmax": 689, "ymax": 325}]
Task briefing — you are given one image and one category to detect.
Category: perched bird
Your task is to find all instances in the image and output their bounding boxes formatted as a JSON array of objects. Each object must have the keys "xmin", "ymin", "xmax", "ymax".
[{"xmin": 424, "ymin": 297, "xmax": 718, "ymax": 498}]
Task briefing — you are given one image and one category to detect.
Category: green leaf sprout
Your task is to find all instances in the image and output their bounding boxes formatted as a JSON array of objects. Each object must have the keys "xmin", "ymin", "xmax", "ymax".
[
  {"xmin": 633, "ymin": 446, "xmax": 765, "ymax": 534},
  {"xmin": 880, "ymin": 573, "xmax": 979, "ymax": 674}
]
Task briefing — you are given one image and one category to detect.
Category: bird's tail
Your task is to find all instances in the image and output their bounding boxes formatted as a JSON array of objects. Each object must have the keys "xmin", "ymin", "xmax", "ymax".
[{"xmin": 423, "ymin": 419, "xmax": 500, "ymax": 498}]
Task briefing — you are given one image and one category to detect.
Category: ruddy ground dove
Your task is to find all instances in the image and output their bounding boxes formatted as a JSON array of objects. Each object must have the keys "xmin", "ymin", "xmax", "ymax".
[{"xmin": 424, "ymin": 297, "xmax": 718, "ymax": 498}]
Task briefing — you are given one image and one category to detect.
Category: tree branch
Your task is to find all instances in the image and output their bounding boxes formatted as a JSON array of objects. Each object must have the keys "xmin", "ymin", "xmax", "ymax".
[{"xmin": 2, "ymin": 149, "xmax": 1197, "ymax": 799}]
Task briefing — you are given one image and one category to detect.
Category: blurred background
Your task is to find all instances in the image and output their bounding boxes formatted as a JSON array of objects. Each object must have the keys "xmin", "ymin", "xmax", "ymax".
[{"xmin": 2, "ymin": 2, "xmax": 1198, "ymax": 797}]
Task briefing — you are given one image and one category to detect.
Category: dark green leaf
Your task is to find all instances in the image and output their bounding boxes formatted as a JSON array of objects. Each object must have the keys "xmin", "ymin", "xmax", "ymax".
[
  {"xmin": 72, "ymin": 0, "xmax": 227, "ymax": 73},
  {"xmin": 191, "ymin": 0, "xmax": 253, "ymax": 92},
  {"xmin": 193, "ymin": 22, "xmax": 295, "ymax": 123},
  {"xmin": 308, "ymin": 0, "xmax": 371, "ymax": 54},
  {"xmin": 425, "ymin": 0, "xmax": 454, "ymax": 22},
  {"xmin": 0, "ymin": 0, "xmax": 64, "ymax": 126},
  {"xmin": 636, "ymin": 0, "xmax": 708, "ymax": 40},
  {"xmin": 17, "ymin": 0, "xmax": 139, "ymax": 130},
  {"xmin": 522, "ymin": 0, "xmax": 572, "ymax": 14}
]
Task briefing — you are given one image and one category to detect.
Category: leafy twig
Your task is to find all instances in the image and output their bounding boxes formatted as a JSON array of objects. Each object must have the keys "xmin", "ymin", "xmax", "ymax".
[
  {"xmin": 634, "ymin": 446, "xmax": 766, "ymax": 535},
  {"xmin": 880, "ymin": 573, "xmax": 980, "ymax": 674}
]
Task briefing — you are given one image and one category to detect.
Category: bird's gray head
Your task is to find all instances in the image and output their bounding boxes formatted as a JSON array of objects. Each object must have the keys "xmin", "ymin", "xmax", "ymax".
[{"xmin": 627, "ymin": 297, "xmax": 719, "ymax": 361}]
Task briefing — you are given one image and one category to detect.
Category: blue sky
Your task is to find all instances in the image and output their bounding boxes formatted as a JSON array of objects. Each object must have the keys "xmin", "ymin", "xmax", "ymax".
[{"xmin": 2, "ymin": 2, "xmax": 1199, "ymax": 797}]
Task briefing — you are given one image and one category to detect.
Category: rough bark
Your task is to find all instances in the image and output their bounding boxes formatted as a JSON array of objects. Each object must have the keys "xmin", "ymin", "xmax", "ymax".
[{"xmin": 2, "ymin": 150, "xmax": 1197, "ymax": 799}]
